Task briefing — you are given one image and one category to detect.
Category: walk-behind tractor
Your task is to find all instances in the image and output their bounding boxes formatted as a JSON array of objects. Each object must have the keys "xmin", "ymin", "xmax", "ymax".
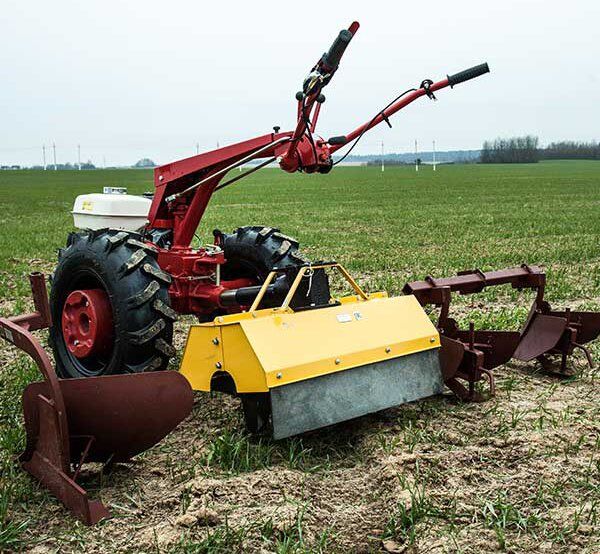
[{"xmin": 2, "ymin": 22, "xmax": 600, "ymax": 524}]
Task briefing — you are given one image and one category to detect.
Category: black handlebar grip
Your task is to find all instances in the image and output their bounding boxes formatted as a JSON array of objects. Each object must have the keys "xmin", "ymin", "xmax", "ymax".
[
  {"xmin": 328, "ymin": 135, "xmax": 348, "ymax": 146},
  {"xmin": 321, "ymin": 29, "xmax": 354, "ymax": 71},
  {"xmin": 447, "ymin": 63, "xmax": 490, "ymax": 88}
]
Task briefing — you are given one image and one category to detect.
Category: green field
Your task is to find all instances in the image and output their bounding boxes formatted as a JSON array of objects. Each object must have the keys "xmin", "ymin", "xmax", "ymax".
[{"xmin": 1, "ymin": 161, "xmax": 600, "ymax": 552}]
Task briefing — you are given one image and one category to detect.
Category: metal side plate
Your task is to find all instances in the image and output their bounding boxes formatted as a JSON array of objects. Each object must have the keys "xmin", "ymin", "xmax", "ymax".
[{"xmin": 270, "ymin": 348, "xmax": 442, "ymax": 440}]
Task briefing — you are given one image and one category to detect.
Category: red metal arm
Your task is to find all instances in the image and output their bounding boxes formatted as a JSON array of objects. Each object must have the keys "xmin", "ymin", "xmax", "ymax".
[
  {"xmin": 329, "ymin": 77, "xmax": 450, "ymax": 153},
  {"xmin": 148, "ymin": 22, "xmax": 361, "ymax": 247},
  {"xmin": 329, "ymin": 61, "xmax": 490, "ymax": 153},
  {"xmin": 280, "ymin": 76, "xmax": 454, "ymax": 172},
  {"xmin": 148, "ymin": 132, "xmax": 291, "ymax": 248}
]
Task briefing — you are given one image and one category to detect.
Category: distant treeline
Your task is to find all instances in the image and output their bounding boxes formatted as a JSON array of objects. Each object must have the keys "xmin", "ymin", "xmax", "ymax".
[
  {"xmin": 481, "ymin": 137, "xmax": 600, "ymax": 163},
  {"xmin": 344, "ymin": 150, "xmax": 480, "ymax": 164},
  {"xmin": 480, "ymin": 136, "xmax": 539, "ymax": 163},
  {"xmin": 365, "ymin": 159, "xmax": 425, "ymax": 167},
  {"xmin": 20, "ymin": 158, "xmax": 156, "ymax": 171},
  {"xmin": 365, "ymin": 158, "xmax": 461, "ymax": 167},
  {"xmin": 543, "ymin": 141, "xmax": 600, "ymax": 160},
  {"xmin": 27, "ymin": 162, "xmax": 97, "ymax": 170}
]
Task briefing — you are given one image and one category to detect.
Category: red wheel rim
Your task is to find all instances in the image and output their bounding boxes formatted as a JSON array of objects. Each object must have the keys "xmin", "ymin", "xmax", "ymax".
[{"xmin": 61, "ymin": 289, "xmax": 113, "ymax": 359}]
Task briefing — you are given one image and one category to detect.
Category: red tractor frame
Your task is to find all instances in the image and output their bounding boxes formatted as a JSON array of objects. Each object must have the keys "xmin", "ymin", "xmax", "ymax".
[{"xmin": 146, "ymin": 21, "xmax": 488, "ymax": 319}]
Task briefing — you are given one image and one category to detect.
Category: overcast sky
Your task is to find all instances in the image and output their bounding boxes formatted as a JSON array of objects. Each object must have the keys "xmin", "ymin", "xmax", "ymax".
[{"xmin": 1, "ymin": 0, "xmax": 598, "ymax": 167}]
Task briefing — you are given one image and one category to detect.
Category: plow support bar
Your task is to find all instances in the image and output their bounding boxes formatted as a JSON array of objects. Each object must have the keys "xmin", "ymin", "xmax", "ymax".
[
  {"xmin": 404, "ymin": 265, "xmax": 546, "ymax": 304},
  {"xmin": 404, "ymin": 265, "xmax": 600, "ymax": 400}
]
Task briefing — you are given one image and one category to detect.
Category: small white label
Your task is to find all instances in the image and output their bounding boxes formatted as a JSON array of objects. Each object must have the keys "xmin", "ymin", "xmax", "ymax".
[
  {"xmin": 337, "ymin": 313, "xmax": 352, "ymax": 323},
  {"xmin": 103, "ymin": 186, "xmax": 127, "ymax": 195}
]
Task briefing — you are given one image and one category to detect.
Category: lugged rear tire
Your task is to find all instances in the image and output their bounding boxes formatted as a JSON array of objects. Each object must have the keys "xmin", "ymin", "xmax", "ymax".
[
  {"xmin": 216, "ymin": 225, "xmax": 330, "ymax": 309},
  {"xmin": 49, "ymin": 229, "xmax": 176, "ymax": 378}
]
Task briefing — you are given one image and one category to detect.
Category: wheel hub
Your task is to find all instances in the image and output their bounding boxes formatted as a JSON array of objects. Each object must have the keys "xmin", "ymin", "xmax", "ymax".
[{"xmin": 62, "ymin": 289, "xmax": 113, "ymax": 358}]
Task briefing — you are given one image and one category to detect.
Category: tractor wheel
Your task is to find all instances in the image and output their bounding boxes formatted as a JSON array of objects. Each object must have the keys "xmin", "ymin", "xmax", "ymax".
[
  {"xmin": 216, "ymin": 225, "xmax": 330, "ymax": 309},
  {"xmin": 49, "ymin": 229, "xmax": 176, "ymax": 378},
  {"xmin": 215, "ymin": 225, "xmax": 330, "ymax": 435}
]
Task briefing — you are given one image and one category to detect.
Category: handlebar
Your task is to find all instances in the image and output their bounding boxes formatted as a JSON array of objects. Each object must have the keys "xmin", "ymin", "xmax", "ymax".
[
  {"xmin": 297, "ymin": 23, "xmax": 359, "ymax": 137},
  {"xmin": 321, "ymin": 29, "xmax": 354, "ymax": 72},
  {"xmin": 317, "ymin": 21, "xmax": 359, "ymax": 76},
  {"xmin": 286, "ymin": 22, "xmax": 490, "ymax": 174},
  {"xmin": 447, "ymin": 63, "xmax": 490, "ymax": 88},
  {"xmin": 329, "ymin": 62, "xmax": 491, "ymax": 153}
]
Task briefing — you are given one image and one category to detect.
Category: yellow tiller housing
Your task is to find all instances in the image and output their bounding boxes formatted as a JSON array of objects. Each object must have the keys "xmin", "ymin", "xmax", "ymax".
[{"xmin": 179, "ymin": 264, "xmax": 443, "ymax": 439}]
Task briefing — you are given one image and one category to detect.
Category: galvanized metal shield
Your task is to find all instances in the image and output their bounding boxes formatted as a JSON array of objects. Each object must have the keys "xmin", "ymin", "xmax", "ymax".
[{"xmin": 270, "ymin": 348, "xmax": 442, "ymax": 440}]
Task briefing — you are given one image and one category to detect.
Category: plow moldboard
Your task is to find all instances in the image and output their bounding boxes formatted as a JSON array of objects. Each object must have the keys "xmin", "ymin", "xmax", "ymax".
[{"xmin": 22, "ymin": 371, "xmax": 194, "ymax": 464}]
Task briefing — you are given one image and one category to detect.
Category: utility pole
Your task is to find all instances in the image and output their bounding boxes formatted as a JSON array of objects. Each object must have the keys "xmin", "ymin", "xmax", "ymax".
[
  {"xmin": 77, "ymin": 144, "xmax": 81, "ymax": 170},
  {"xmin": 381, "ymin": 140, "xmax": 385, "ymax": 173},
  {"xmin": 414, "ymin": 140, "xmax": 419, "ymax": 173},
  {"xmin": 432, "ymin": 140, "xmax": 436, "ymax": 172},
  {"xmin": 102, "ymin": 156, "xmax": 106, "ymax": 169},
  {"xmin": 196, "ymin": 142, "xmax": 199, "ymax": 155},
  {"xmin": 42, "ymin": 145, "xmax": 47, "ymax": 170},
  {"xmin": 52, "ymin": 142, "xmax": 57, "ymax": 170}
]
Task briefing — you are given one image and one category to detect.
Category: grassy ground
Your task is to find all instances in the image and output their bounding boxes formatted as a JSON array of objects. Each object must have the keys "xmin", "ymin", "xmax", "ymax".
[{"xmin": 0, "ymin": 161, "xmax": 599, "ymax": 553}]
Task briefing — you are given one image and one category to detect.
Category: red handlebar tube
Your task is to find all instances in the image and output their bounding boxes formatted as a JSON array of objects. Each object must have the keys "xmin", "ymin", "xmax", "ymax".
[{"xmin": 331, "ymin": 77, "xmax": 450, "ymax": 152}]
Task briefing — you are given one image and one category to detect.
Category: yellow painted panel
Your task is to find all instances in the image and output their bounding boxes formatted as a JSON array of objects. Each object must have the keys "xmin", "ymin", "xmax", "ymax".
[
  {"xmin": 239, "ymin": 295, "xmax": 439, "ymax": 388},
  {"xmin": 179, "ymin": 325, "xmax": 222, "ymax": 391},
  {"xmin": 179, "ymin": 295, "xmax": 439, "ymax": 393},
  {"xmin": 220, "ymin": 325, "xmax": 268, "ymax": 393},
  {"xmin": 179, "ymin": 318, "xmax": 269, "ymax": 393},
  {"xmin": 338, "ymin": 291, "xmax": 387, "ymax": 304}
]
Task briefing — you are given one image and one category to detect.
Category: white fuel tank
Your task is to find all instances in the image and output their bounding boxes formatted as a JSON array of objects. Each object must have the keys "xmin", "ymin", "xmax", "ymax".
[{"xmin": 72, "ymin": 188, "xmax": 152, "ymax": 231}]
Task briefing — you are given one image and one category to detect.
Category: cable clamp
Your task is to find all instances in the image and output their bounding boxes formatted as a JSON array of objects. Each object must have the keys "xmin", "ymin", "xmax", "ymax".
[
  {"xmin": 380, "ymin": 112, "xmax": 392, "ymax": 128},
  {"xmin": 420, "ymin": 79, "xmax": 436, "ymax": 100}
]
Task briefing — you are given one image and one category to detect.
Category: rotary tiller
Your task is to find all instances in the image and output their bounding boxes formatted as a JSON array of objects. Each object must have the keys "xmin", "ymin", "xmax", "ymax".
[{"xmin": 3, "ymin": 22, "xmax": 600, "ymax": 524}]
